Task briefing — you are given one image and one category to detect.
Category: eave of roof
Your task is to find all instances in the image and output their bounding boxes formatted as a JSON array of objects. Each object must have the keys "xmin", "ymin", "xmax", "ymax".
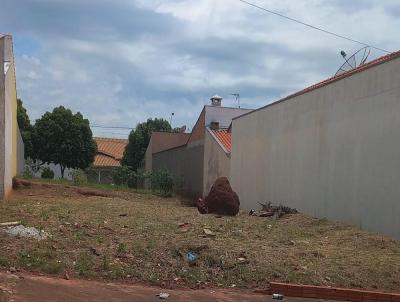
[{"xmin": 234, "ymin": 50, "xmax": 400, "ymax": 121}]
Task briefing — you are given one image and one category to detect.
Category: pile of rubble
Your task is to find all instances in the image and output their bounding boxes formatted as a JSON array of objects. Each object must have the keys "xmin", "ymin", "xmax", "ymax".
[{"xmin": 249, "ymin": 202, "xmax": 298, "ymax": 219}]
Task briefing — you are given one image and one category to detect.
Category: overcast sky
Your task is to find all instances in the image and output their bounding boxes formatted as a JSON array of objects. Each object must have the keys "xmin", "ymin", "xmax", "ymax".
[{"xmin": 1, "ymin": 0, "xmax": 399, "ymax": 137}]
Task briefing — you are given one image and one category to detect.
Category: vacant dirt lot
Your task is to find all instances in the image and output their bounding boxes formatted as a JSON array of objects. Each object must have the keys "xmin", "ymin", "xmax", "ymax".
[{"xmin": 0, "ymin": 182, "xmax": 399, "ymax": 292}]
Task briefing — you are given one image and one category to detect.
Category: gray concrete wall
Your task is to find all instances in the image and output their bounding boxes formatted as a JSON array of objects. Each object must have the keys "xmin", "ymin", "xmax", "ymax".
[
  {"xmin": 153, "ymin": 142, "xmax": 204, "ymax": 198},
  {"xmin": 231, "ymin": 56, "xmax": 400, "ymax": 239},
  {"xmin": 203, "ymin": 129, "xmax": 230, "ymax": 195}
]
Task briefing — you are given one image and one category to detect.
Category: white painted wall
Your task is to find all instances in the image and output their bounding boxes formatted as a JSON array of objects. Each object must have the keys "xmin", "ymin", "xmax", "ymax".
[{"xmin": 231, "ymin": 56, "xmax": 400, "ymax": 239}]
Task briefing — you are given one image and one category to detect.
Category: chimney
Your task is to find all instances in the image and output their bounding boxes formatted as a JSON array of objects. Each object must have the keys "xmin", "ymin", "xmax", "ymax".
[
  {"xmin": 210, "ymin": 94, "xmax": 223, "ymax": 107},
  {"xmin": 210, "ymin": 121, "xmax": 219, "ymax": 130}
]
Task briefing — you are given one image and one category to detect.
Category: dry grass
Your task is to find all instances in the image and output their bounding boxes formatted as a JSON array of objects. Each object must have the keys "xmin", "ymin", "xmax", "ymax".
[{"xmin": 0, "ymin": 182, "xmax": 400, "ymax": 291}]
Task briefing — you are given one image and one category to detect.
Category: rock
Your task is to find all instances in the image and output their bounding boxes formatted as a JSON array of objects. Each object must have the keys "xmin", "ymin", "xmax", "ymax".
[
  {"xmin": 157, "ymin": 292, "xmax": 170, "ymax": 299},
  {"xmin": 203, "ymin": 228, "xmax": 215, "ymax": 237},
  {"xmin": 197, "ymin": 177, "xmax": 240, "ymax": 216}
]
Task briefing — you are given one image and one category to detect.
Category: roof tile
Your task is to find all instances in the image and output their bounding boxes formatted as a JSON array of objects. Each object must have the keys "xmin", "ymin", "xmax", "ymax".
[
  {"xmin": 211, "ymin": 129, "xmax": 231, "ymax": 153},
  {"xmin": 93, "ymin": 137, "xmax": 128, "ymax": 167}
]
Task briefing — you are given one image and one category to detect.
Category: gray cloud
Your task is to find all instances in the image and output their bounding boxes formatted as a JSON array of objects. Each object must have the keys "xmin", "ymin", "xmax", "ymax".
[{"xmin": 1, "ymin": 0, "xmax": 399, "ymax": 137}]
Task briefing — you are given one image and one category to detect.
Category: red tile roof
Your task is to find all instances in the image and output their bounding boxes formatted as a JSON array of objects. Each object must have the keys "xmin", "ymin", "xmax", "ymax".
[
  {"xmin": 94, "ymin": 154, "xmax": 121, "ymax": 167},
  {"xmin": 234, "ymin": 50, "xmax": 400, "ymax": 120},
  {"xmin": 211, "ymin": 129, "xmax": 231, "ymax": 153},
  {"xmin": 93, "ymin": 137, "xmax": 128, "ymax": 167}
]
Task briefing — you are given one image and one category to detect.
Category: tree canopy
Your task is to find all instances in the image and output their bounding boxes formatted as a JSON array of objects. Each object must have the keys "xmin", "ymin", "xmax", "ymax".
[
  {"xmin": 122, "ymin": 118, "xmax": 172, "ymax": 170},
  {"xmin": 17, "ymin": 99, "xmax": 34, "ymax": 159},
  {"xmin": 32, "ymin": 106, "xmax": 97, "ymax": 177}
]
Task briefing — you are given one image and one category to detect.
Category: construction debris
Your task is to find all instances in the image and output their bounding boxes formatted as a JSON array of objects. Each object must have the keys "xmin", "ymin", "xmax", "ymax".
[
  {"xmin": 4, "ymin": 225, "xmax": 49, "ymax": 240},
  {"xmin": 249, "ymin": 202, "xmax": 298, "ymax": 219},
  {"xmin": 157, "ymin": 292, "xmax": 170, "ymax": 299},
  {"xmin": 272, "ymin": 293, "xmax": 284, "ymax": 300}
]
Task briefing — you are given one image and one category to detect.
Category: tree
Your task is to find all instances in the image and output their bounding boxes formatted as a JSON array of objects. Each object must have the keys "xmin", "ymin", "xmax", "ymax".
[
  {"xmin": 17, "ymin": 99, "xmax": 34, "ymax": 159},
  {"xmin": 32, "ymin": 106, "xmax": 97, "ymax": 178},
  {"xmin": 122, "ymin": 118, "xmax": 172, "ymax": 170}
]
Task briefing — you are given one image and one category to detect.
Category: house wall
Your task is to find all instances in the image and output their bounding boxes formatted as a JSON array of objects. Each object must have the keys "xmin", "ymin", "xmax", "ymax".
[
  {"xmin": 153, "ymin": 143, "xmax": 204, "ymax": 198},
  {"xmin": 144, "ymin": 132, "xmax": 190, "ymax": 174},
  {"xmin": 203, "ymin": 129, "xmax": 230, "ymax": 195},
  {"xmin": 144, "ymin": 136, "xmax": 153, "ymax": 174},
  {"xmin": 0, "ymin": 35, "xmax": 19, "ymax": 200},
  {"xmin": 231, "ymin": 56, "xmax": 400, "ymax": 239}
]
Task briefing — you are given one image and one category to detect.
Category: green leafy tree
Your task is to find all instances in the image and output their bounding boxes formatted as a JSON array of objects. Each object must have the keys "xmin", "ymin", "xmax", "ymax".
[
  {"xmin": 32, "ymin": 106, "xmax": 97, "ymax": 178},
  {"xmin": 122, "ymin": 118, "xmax": 172, "ymax": 170},
  {"xmin": 17, "ymin": 99, "xmax": 34, "ymax": 159}
]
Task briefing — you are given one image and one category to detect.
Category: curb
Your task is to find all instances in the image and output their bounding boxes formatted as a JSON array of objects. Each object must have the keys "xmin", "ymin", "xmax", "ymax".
[{"xmin": 269, "ymin": 282, "xmax": 400, "ymax": 302}]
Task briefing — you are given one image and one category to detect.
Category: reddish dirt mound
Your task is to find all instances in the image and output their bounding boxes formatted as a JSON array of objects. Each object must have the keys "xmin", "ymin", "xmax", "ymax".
[
  {"xmin": 76, "ymin": 188, "xmax": 114, "ymax": 198},
  {"xmin": 10, "ymin": 180, "xmax": 115, "ymax": 199},
  {"xmin": 12, "ymin": 178, "xmax": 32, "ymax": 189},
  {"xmin": 197, "ymin": 177, "xmax": 240, "ymax": 216}
]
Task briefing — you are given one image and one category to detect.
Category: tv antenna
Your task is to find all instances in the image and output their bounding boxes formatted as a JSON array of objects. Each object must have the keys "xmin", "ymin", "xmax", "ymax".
[
  {"xmin": 231, "ymin": 93, "xmax": 240, "ymax": 108},
  {"xmin": 335, "ymin": 46, "xmax": 371, "ymax": 76}
]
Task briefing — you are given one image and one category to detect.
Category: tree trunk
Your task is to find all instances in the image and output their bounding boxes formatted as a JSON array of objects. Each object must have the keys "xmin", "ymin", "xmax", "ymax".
[{"xmin": 60, "ymin": 165, "xmax": 65, "ymax": 178}]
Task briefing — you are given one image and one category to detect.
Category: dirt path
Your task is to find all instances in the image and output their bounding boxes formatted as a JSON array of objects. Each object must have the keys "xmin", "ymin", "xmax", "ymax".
[{"xmin": 0, "ymin": 272, "xmax": 344, "ymax": 302}]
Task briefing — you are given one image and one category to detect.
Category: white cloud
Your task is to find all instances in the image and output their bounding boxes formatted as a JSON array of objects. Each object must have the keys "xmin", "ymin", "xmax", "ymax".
[{"xmin": 1, "ymin": 0, "xmax": 399, "ymax": 137}]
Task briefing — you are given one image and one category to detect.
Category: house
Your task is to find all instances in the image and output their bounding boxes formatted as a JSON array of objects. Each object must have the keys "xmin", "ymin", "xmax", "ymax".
[
  {"xmin": 146, "ymin": 95, "xmax": 251, "ymax": 197},
  {"xmin": 231, "ymin": 50, "xmax": 400, "ymax": 239},
  {"xmin": 0, "ymin": 34, "xmax": 24, "ymax": 199},
  {"xmin": 145, "ymin": 131, "xmax": 191, "ymax": 174},
  {"xmin": 87, "ymin": 137, "xmax": 128, "ymax": 183}
]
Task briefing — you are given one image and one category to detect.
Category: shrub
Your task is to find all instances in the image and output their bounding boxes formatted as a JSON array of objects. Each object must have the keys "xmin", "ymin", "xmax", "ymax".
[
  {"xmin": 22, "ymin": 158, "xmax": 42, "ymax": 178},
  {"xmin": 41, "ymin": 167, "xmax": 54, "ymax": 179},
  {"xmin": 22, "ymin": 164, "xmax": 34, "ymax": 179},
  {"xmin": 70, "ymin": 169, "xmax": 87, "ymax": 186},
  {"xmin": 151, "ymin": 169, "xmax": 174, "ymax": 197},
  {"xmin": 112, "ymin": 166, "xmax": 134, "ymax": 186}
]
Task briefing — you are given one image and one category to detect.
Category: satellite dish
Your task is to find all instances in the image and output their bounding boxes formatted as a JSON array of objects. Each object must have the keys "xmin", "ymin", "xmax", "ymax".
[{"xmin": 335, "ymin": 46, "xmax": 371, "ymax": 76}]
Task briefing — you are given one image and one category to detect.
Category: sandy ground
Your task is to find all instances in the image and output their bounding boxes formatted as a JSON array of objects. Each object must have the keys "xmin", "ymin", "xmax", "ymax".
[{"xmin": 0, "ymin": 272, "xmax": 346, "ymax": 302}]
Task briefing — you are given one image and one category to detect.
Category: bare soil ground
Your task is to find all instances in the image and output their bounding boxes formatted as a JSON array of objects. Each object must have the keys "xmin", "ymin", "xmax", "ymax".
[
  {"xmin": 0, "ymin": 182, "xmax": 399, "ymax": 292},
  {"xmin": 0, "ymin": 272, "xmax": 344, "ymax": 302}
]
